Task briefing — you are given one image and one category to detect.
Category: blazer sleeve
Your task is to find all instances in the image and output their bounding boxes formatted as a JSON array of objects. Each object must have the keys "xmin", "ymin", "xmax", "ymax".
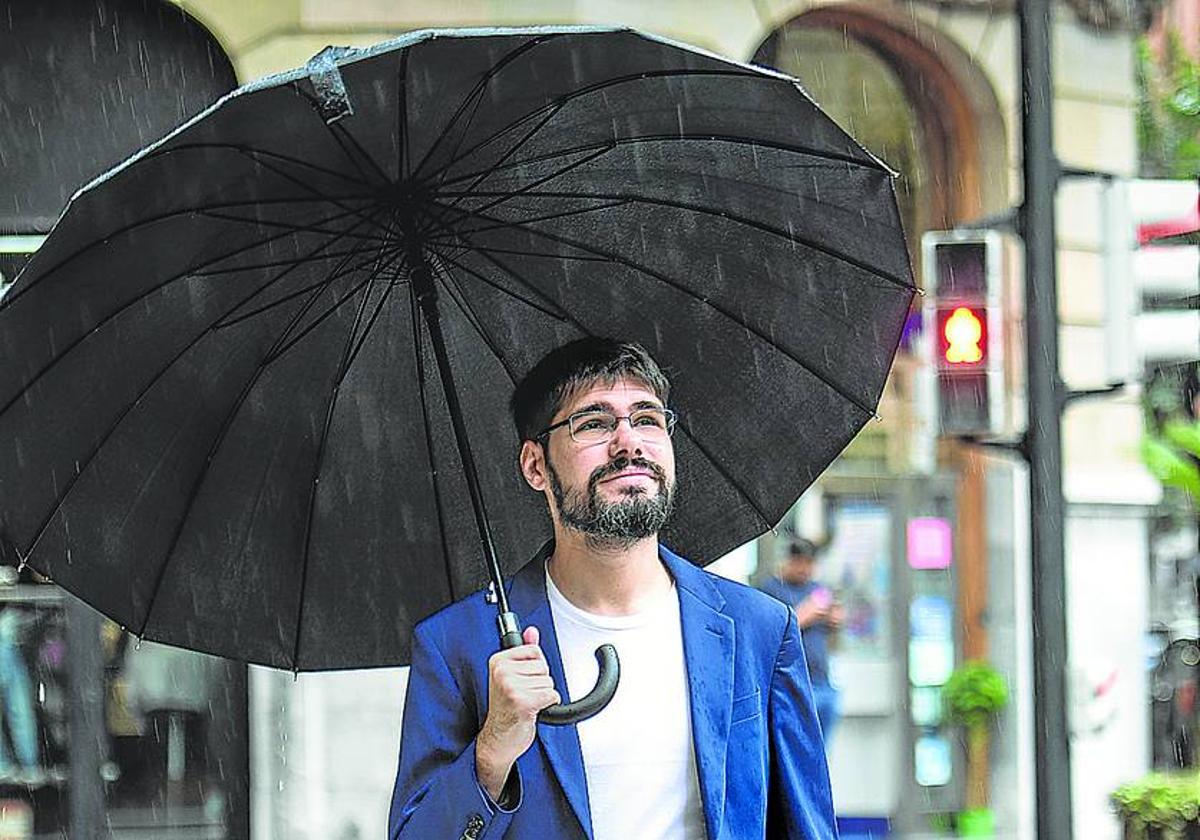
[
  {"xmin": 766, "ymin": 609, "xmax": 838, "ymax": 839},
  {"xmin": 388, "ymin": 621, "xmax": 522, "ymax": 840}
]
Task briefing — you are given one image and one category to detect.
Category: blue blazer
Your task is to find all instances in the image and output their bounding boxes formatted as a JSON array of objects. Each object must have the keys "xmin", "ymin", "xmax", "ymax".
[{"xmin": 388, "ymin": 545, "xmax": 837, "ymax": 839}]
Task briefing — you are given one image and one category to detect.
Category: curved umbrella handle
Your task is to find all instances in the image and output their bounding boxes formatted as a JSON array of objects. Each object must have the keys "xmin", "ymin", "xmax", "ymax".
[
  {"xmin": 538, "ymin": 644, "xmax": 619, "ymax": 726},
  {"xmin": 498, "ymin": 611, "xmax": 620, "ymax": 726}
]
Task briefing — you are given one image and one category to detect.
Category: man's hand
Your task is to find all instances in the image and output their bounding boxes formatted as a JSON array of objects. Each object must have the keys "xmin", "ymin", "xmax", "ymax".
[
  {"xmin": 794, "ymin": 594, "xmax": 830, "ymax": 629},
  {"xmin": 475, "ymin": 626, "xmax": 561, "ymax": 802}
]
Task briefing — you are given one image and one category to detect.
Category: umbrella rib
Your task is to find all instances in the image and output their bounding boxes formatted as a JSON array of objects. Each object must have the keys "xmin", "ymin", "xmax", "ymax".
[
  {"xmin": 427, "ymin": 197, "xmax": 632, "ymax": 241},
  {"xmin": 398, "ymin": 48, "xmax": 410, "ymax": 178},
  {"xmin": 440, "ymin": 188, "xmax": 913, "ymax": 292},
  {"xmin": 417, "ymin": 208, "xmax": 572, "ymax": 321},
  {"xmin": 445, "ymin": 244, "xmax": 610, "ymax": 263},
  {"xmin": 0, "ymin": 205, "xmax": 380, "ymax": 419},
  {"xmin": 410, "ymin": 34, "xmax": 562, "ymax": 180},
  {"xmin": 407, "ymin": 285, "xmax": 458, "ymax": 605},
  {"xmin": 336, "ymin": 202, "xmax": 408, "ymax": 374},
  {"xmin": 16, "ymin": 210, "xmax": 386, "ymax": 594},
  {"xmin": 417, "ymin": 67, "xmax": 772, "ymax": 186},
  {"xmin": 140, "ymin": 142, "xmax": 375, "ymax": 190},
  {"xmin": 450, "ymin": 205, "xmax": 895, "ymax": 418},
  {"xmin": 327, "ymin": 120, "xmax": 392, "ymax": 186},
  {"xmin": 215, "ymin": 245, "xmax": 402, "ymax": 329},
  {"xmin": 434, "ymin": 133, "xmax": 889, "ymax": 192},
  {"xmin": 430, "ymin": 70, "xmax": 493, "ymax": 193},
  {"xmin": 191, "ymin": 246, "xmax": 386, "ymax": 280},
  {"xmin": 291, "ymin": 252, "xmax": 383, "ymax": 670},
  {"xmin": 433, "ymin": 100, "xmax": 568, "ymax": 218},
  {"xmin": 672, "ymin": 417, "xmax": 776, "ymax": 532},
  {"xmin": 0, "ymin": 198, "xmax": 374, "ymax": 310},
  {"xmin": 213, "ymin": 148, "xmax": 392, "ymax": 239},
  {"xmin": 339, "ymin": 258, "xmax": 405, "ymax": 387},
  {"xmin": 433, "ymin": 263, "xmax": 519, "ymax": 386},
  {"xmin": 133, "ymin": 219, "xmax": 387, "ymax": 639},
  {"xmin": 444, "ymin": 145, "xmax": 616, "ymax": 221},
  {"xmin": 287, "ymin": 78, "xmax": 389, "ymax": 185},
  {"xmin": 450, "ymin": 245, "xmax": 600, "ymax": 340},
  {"xmin": 434, "ymin": 251, "xmax": 569, "ymax": 323},
  {"xmin": 196, "ymin": 209, "xmax": 392, "ymax": 246},
  {"xmin": 261, "ymin": 248, "xmax": 406, "ymax": 367}
]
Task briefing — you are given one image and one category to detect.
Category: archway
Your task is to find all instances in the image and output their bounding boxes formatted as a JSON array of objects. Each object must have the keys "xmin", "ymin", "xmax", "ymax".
[{"xmin": 753, "ymin": 4, "xmax": 1008, "ymax": 236}]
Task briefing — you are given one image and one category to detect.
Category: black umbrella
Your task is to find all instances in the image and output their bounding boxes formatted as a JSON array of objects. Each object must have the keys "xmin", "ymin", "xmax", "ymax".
[{"xmin": 0, "ymin": 27, "xmax": 914, "ymax": 721}]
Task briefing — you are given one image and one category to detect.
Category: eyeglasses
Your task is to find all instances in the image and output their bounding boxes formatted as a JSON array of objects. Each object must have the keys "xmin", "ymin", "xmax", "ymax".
[{"xmin": 537, "ymin": 407, "xmax": 677, "ymax": 445}]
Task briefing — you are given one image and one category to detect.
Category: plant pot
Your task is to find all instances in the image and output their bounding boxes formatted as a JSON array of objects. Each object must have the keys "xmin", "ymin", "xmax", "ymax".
[{"xmin": 957, "ymin": 808, "xmax": 995, "ymax": 838}]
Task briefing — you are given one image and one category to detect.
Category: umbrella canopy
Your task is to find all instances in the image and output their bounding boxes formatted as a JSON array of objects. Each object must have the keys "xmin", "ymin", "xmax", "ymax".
[{"xmin": 0, "ymin": 27, "xmax": 915, "ymax": 671}]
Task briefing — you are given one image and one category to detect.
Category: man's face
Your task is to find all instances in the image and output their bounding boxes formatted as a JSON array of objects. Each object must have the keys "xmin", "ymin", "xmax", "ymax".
[
  {"xmin": 520, "ymin": 376, "xmax": 676, "ymax": 548},
  {"xmin": 782, "ymin": 553, "xmax": 816, "ymax": 585}
]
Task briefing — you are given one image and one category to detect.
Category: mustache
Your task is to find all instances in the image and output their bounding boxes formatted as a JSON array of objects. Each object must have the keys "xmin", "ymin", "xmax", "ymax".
[{"xmin": 587, "ymin": 456, "xmax": 667, "ymax": 491}]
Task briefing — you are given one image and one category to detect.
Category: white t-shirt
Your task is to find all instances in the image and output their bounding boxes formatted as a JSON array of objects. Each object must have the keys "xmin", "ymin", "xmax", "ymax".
[{"xmin": 546, "ymin": 567, "xmax": 708, "ymax": 840}]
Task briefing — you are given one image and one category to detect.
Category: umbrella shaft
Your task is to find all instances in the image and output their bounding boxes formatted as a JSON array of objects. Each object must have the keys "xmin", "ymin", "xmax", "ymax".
[{"xmin": 410, "ymin": 257, "xmax": 511, "ymax": 616}]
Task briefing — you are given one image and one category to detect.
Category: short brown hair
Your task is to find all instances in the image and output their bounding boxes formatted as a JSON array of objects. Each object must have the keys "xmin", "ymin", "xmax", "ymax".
[{"xmin": 510, "ymin": 338, "xmax": 670, "ymax": 442}]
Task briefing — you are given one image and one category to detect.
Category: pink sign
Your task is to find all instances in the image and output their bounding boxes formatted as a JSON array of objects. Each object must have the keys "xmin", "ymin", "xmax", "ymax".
[{"xmin": 907, "ymin": 517, "xmax": 953, "ymax": 570}]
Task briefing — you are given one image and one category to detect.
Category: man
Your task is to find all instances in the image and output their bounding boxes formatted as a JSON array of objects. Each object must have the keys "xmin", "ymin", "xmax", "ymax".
[
  {"xmin": 388, "ymin": 338, "xmax": 836, "ymax": 839},
  {"xmin": 758, "ymin": 540, "xmax": 842, "ymax": 743}
]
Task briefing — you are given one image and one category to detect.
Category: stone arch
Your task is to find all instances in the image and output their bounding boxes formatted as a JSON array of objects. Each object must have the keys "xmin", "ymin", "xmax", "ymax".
[
  {"xmin": 752, "ymin": 3, "xmax": 1009, "ymax": 230},
  {"xmin": 1, "ymin": 0, "xmax": 238, "ymax": 232}
]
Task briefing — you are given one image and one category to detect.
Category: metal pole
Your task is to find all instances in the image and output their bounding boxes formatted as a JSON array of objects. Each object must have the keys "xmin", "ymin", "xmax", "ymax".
[
  {"xmin": 1018, "ymin": 1, "xmax": 1074, "ymax": 837},
  {"xmin": 210, "ymin": 661, "xmax": 251, "ymax": 840},
  {"xmin": 66, "ymin": 595, "xmax": 107, "ymax": 840}
]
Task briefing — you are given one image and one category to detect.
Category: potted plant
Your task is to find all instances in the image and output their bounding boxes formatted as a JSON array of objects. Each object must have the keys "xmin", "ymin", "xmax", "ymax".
[
  {"xmin": 942, "ymin": 660, "xmax": 1009, "ymax": 838},
  {"xmin": 1111, "ymin": 772, "xmax": 1200, "ymax": 839}
]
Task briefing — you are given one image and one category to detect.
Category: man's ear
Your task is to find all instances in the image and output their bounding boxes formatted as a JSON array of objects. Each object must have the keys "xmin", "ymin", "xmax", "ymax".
[{"xmin": 519, "ymin": 439, "xmax": 548, "ymax": 491}]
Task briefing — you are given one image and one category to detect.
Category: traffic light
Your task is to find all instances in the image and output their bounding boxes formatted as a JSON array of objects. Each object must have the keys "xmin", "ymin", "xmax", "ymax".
[
  {"xmin": 920, "ymin": 231, "xmax": 1010, "ymax": 437},
  {"xmin": 1102, "ymin": 178, "xmax": 1199, "ymax": 382}
]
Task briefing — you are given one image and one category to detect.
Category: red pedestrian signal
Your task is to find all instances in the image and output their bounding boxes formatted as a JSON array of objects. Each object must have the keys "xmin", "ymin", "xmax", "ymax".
[{"xmin": 938, "ymin": 306, "xmax": 988, "ymax": 368}]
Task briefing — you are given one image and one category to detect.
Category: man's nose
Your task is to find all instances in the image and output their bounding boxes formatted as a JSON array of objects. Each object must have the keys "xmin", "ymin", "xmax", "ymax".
[{"xmin": 608, "ymin": 416, "xmax": 643, "ymax": 456}]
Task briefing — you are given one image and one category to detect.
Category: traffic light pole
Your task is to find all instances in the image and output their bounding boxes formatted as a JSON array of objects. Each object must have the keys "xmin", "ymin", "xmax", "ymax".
[{"xmin": 1019, "ymin": 1, "xmax": 1074, "ymax": 838}]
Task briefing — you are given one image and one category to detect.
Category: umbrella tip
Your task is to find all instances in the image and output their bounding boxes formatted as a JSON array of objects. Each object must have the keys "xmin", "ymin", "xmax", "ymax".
[
  {"xmin": 915, "ymin": 286, "xmax": 927, "ymax": 298},
  {"xmin": 292, "ymin": 669, "xmax": 300, "ymax": 683},
  {"xmin": 873, "ymin": 412, "xmax": 883, "ymax": 423}
]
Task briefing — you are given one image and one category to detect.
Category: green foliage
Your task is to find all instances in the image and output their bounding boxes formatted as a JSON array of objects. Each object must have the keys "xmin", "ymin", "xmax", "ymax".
[
  {"xmin": 1142, "ymin": 419, "xmax": 1200, "ymax": 504},
  {"xmin": 942, "ymin": 660, "xmax": 1008, "ymax": 732},
  {"xmin": 1136, "ymin": 31, "xmax": 1200, "ymax": 178},
  {"xmin": 1111, "ymin": 772, "xmax": 1200, "ymax": 831}
]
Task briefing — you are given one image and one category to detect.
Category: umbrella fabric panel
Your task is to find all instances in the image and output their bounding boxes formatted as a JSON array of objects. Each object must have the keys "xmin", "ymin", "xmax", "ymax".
[
  {"xmin": 295, "ymin": 286, "xmax": 546, "ymax": 670},
  {"xmin": 294, "ymin": 288, "xmax": 449, "ymax": 670},
  {"xmin": 399, "ymin": 30, "xmax": 881, "ymax": 185},
  {"xmin": 0, "ymin": 276, "xmax": 307, "ymax": 631},
  {"xmin": 0, "ymin": 125, "xmax": 383, "ymax": 413},
  {"xmin": 133, "ymin": 252, "xmax": 469, "ymax": 668}
]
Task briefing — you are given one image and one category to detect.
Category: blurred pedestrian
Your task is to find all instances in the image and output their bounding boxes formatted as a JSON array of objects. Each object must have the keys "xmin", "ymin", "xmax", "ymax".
[{"xmin": 759, "ymin": 539, "xmax": 843, "ymax": 744}]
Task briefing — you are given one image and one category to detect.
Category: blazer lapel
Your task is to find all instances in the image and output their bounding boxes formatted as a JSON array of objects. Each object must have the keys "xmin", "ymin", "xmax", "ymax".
[
  {"xmin": 507, "ymin": 543, "xmax": 594, "ymax": 839},
  {"xmin": 663, "ymin": 548, "xmax": 735, "ymax": 840}
]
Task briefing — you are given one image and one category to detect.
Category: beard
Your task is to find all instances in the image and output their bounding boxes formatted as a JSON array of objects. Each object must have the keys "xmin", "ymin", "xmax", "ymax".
[{"xmin": 546, "ymin": 454, "xmax": 676, "ymax": 550}]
